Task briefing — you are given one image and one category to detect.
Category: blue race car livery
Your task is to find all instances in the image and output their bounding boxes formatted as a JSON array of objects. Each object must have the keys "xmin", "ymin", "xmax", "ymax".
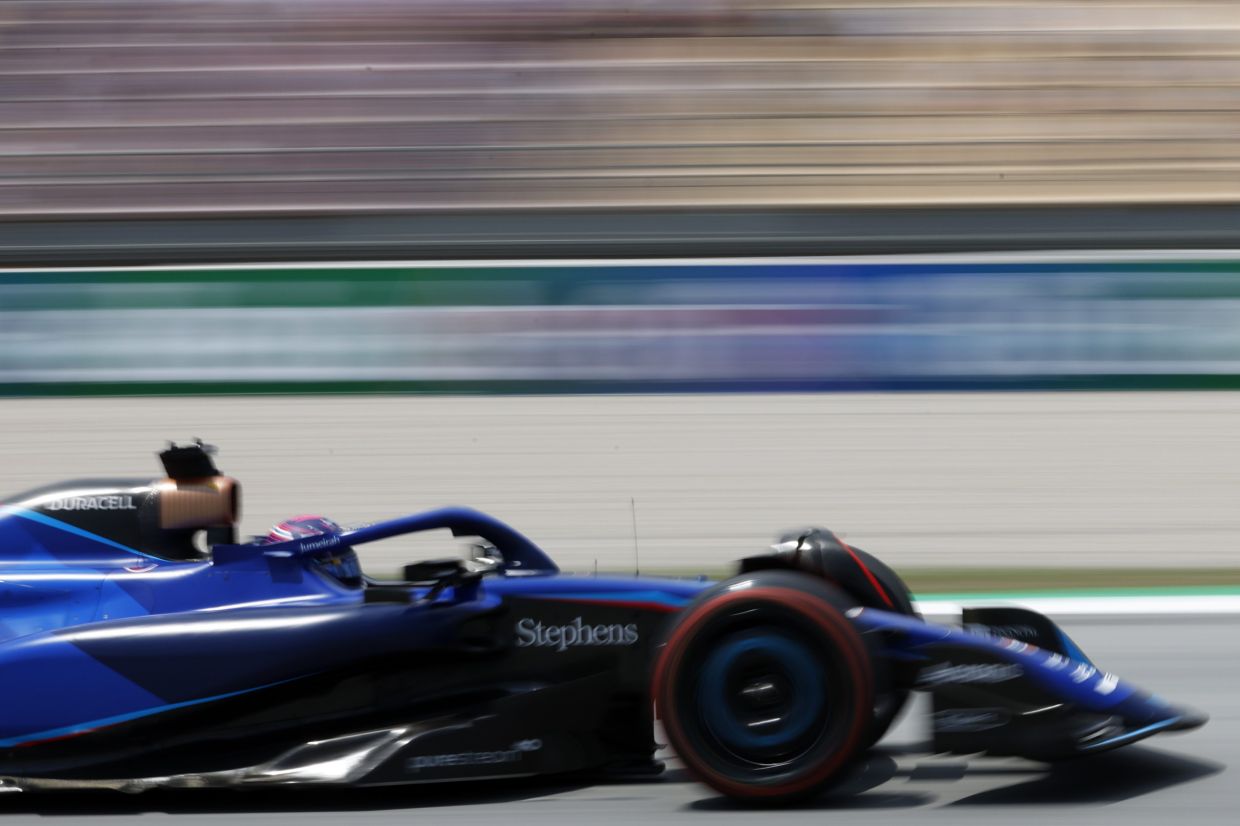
[{"xmin": 0, "ymin": 442, "xmax": 1206, "ymax": 802}]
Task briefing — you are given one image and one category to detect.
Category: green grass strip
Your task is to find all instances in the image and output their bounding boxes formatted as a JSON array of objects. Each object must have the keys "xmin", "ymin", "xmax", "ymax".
[
  {"xmin": 897, "ymin": 567, "xmax": 1240, "ymax": 595},
  {"xmin": 589, "ymin": 566, "xmax": 1240, "ymax": 598}
]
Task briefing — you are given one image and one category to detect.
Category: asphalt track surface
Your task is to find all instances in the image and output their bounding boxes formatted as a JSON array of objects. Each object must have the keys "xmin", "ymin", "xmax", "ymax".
[
  {"xmin": 0, "ymin": 613, "xmax": 1232, "ymax": 824},
  {"xmin": 2, "ymin": 392, "xmax": 1240, "ymax": 570}
]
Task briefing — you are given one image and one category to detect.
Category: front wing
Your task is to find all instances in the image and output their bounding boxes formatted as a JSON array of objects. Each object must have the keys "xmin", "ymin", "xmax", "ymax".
[{"xmin": 851, "ymin": 607, "xmax": 1207, "ymax": 759}]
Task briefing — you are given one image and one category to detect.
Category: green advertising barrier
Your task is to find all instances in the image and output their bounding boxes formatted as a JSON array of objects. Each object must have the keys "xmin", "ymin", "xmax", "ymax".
[{"xmin": 4, "ymin": 254, "xmax": 1240, "ymax": 395}]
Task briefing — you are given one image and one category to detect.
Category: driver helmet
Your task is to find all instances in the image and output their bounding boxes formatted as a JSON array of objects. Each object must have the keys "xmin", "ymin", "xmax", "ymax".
[
  {"xmin": 267, "ymin": 514, "xmax": 343, "ymax": 544},
  {"xmin": 266, "ymin": 514, "xmax": 362, "ymax": 586}
]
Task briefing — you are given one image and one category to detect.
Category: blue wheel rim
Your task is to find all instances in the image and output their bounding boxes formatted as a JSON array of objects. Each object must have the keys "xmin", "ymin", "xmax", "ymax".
[{"xmin": 696, "ymin": 629, "xmax": 827, "ymax": 755}]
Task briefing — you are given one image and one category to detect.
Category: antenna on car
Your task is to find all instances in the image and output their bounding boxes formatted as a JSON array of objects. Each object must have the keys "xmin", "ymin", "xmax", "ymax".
[{"xmin": 630, "ymin": 497, "xmax": 641, "ymax": 576}]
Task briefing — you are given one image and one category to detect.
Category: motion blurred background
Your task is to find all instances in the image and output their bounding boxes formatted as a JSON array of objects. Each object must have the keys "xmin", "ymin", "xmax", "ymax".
[
  {"xmin": 6, "ymin": 0, "xmax": 1240, "ymax": 216},
  {"xmin": 2, "ymin": 0, "xmax": 1239, "ymax": 582}
]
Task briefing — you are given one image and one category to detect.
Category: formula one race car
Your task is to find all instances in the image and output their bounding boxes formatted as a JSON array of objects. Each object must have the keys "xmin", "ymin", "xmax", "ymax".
[{"xmin": 0, "ymin": 442, "xmax": 1206, "ymax": 803}]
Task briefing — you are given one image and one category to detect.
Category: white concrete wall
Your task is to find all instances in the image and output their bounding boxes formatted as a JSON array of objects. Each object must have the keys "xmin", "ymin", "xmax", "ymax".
[{"xmin": 1, "ymin": 393, "xmax": 1235, "ymax": 571}]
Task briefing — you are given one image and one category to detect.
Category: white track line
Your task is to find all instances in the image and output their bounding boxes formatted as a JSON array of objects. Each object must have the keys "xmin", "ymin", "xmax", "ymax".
[{"xmin": 915, "ymin": 593, "xmax": 1240, "ymax": 618}]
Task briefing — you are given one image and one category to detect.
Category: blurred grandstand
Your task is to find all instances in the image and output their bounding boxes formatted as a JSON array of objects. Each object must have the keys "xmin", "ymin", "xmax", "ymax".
[
  {"xmin": 4, "ymin": 0, "xmax": 1240, "ymax": 262},
  {"xmin": 6, "ymin": 1, "xmax": 1240, "ymax": 392},
  {"xmin": 4, "ymin": 2, "xmax": 1240, "ymax": 569}
]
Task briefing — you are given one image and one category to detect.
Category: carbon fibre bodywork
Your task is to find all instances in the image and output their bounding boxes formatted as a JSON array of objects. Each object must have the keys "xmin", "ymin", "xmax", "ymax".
[{"xmin": 0, "ymin": 448, "xmax": 1207, "ymax": 794}]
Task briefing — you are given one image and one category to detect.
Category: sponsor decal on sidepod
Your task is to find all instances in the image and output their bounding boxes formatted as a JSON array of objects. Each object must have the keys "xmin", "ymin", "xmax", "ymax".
[
  {"xmin": 406, "ymin": 739, "xmax": 543, "ymax": 773},
  {"xmin": 515, "ymin": 617, "xmax": 639, "ymax": 652},
  {"xmin": 46, "ymin": 495, "xmax": 136, "ymax": 511}
]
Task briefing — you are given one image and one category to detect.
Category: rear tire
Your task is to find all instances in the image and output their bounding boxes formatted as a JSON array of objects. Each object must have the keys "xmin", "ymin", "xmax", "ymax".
[{"xmin": 653, "ymin": 572, "xmax": 874, "ymax": 804}]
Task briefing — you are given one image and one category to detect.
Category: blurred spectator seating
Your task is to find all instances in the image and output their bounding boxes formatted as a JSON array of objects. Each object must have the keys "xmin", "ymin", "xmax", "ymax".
[{"xmin": 2, "ymin": 1, "xmax": 1239, "ymax": 216}]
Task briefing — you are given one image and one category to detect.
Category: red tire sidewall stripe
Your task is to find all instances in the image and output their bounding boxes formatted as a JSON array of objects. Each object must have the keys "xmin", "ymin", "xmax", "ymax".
[
  {"xmin": 841, "ymin": 543, "xmax": 895, "ymax": 609},
  {"xmin": 652, "ymin": 586, "xmax": 873, "ymax": 800}
]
